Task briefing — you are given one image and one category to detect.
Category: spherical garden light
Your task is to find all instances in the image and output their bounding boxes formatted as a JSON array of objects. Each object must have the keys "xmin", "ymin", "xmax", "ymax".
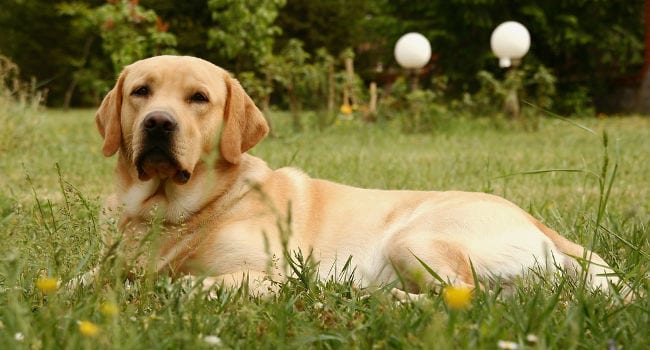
[
  {"xmin": 394, "ymin": 32, "xmax": 431, "ymax": 90},
  {"xmin": 394, "ymin": 32, "xmax": 432, "ymax": 70},
  {"xmin": 490, "ymin": 21, "xmax": 530, "ymax": 68}
]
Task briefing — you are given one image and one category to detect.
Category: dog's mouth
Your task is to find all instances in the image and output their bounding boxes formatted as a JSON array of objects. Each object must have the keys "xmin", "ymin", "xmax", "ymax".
[{"xmin": 135, "ymin": 148, "xmax": 191, "ymax": 185}]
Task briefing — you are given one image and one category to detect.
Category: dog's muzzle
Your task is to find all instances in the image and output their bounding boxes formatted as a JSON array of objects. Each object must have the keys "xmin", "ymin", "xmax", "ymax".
[{"xmin": 134, "ymin": 111, "xmax": 191, "ymax": 184}]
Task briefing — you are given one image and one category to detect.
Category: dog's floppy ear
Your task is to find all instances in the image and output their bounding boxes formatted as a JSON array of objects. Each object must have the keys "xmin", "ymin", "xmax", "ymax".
[
  {"xmin": 220, "ymin": 76, "xmax": 269, "ymax": 164},
  {"xmin": 95, "ymin": 69, "xmax": 127, "ymax": 157}
]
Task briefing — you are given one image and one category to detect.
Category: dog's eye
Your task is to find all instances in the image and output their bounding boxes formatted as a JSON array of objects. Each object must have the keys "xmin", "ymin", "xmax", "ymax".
[
  {"xmin": 190, "ymin": 92, "xmax": 209, "ymax": 103},
  {"xmin": 131, "ymin": 86, "xmax": 150, "ymax": 97}
]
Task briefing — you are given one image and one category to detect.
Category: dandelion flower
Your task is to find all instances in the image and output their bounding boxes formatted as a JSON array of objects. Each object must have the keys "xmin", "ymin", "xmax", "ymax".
[
  {"xmin": 442, "ymin": 286, "xmax": 473, "ymax": 310},
  {"xmin": 78, "ymin": 320, "xmax": 99, "ymax": 337},
  {"xmin": 100, "ymin": 302, "xmax": 119, "ymax": 316},
  {"xmin": 36, "ymin": 277, "xmax": 58, "ymax": 294}
]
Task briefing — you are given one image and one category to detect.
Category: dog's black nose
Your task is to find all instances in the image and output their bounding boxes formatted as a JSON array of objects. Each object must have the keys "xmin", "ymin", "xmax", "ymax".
[{"xmin": 143, "ymin": 111, "xmax": 177, "ymax": 133}]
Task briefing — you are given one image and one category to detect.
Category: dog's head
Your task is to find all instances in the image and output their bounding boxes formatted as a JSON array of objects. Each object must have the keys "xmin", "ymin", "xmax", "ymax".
[{"xmin": 95, "ymin": 55, "xmax": 269, "ymax": 185}]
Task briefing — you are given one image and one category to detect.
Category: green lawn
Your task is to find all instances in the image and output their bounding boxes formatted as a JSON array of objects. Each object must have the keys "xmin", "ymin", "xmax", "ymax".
[{"xmin": 1, "ymin": 108, "xmax": 649, "ymax": 349}]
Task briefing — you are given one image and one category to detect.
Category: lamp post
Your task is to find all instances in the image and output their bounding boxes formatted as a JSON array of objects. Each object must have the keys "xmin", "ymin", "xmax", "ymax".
[
  {"xmin": 394, "ymin": 32, "xmax": 432, "ymax": 90},
  {"xmin": 490, "ymin": 21, "xmax": 530, "ymax": 119}
]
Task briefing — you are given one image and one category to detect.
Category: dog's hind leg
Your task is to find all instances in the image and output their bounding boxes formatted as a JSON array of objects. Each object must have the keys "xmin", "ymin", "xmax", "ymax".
[
  {"xmin": 528, "ymin": 216, "xmax": 624, "ymax": 294},
  {"xmin": 387, "ymin": 238, "xmax": 475, "ymax": 295}
]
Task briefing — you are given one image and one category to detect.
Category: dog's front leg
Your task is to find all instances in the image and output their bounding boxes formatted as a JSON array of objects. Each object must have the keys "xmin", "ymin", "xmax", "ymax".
[{"xmin": 182, "ymin": 271, "xmax": 278, "ymax": 299}]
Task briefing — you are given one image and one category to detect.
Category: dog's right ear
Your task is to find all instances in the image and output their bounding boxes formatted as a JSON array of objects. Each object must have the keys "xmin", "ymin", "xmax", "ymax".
[{"xmin": 95, "ymin": 69, "xmax": 127, "ymax": 157}]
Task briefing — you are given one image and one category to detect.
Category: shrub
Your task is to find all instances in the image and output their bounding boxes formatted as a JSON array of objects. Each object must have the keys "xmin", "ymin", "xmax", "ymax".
[
  {"xmin": 378, "ymin": 76, "xmax": 449, "ymax": 133},
  {"xmin": 0, "ymin": 55, "xmax": 43, "ymax": 152}
]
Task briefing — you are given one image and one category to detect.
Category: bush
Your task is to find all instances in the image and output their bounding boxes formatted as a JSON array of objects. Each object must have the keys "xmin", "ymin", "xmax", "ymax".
[
  {"xmin": 453, "ymin": 64, "xmax": 557, "ymax": 131},
  {"xmin": 378, "ymin": 76, "xmax": 450, "ymax": 133}
]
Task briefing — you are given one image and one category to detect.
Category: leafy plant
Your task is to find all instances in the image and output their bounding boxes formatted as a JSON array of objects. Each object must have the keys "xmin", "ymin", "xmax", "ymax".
[
  {"xmin": 208, "ymin": 0, "xmax": 286, "ymax": 72},
  {"xmin": 466, "ymin": 64, "xmax": 556, "ymax": 127},
  {"xmin": 266, "ymin": 39, "xmax": 320, "ymax": 131},
  {"xmin": 379, "ymin": 76, "xmax": 449, "ymax": 133},
  {"xmin": 58, "ymin": 0, "xmax": 177, "ymax": 87}
]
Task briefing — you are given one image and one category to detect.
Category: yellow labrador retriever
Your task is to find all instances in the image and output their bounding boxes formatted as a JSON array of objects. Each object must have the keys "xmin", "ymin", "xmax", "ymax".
[{"xmin": 94, "ymin": 55, "xmax": 620, "ymax": 297}]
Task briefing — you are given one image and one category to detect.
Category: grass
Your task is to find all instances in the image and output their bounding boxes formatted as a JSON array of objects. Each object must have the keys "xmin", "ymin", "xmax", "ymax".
[{"xmin": 0, "ymin": 107, "xmax": 649, "ymax": 349}]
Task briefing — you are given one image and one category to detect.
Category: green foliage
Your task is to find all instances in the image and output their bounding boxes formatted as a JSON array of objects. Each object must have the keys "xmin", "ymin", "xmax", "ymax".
[
  {"xmin": 207, "ymin": 0, "xmax": 286, "ymax": 71},
  {"xmin": 275, "ymin": 0, "xmax": 378, "ymax": 56},
  {"xmin": 553, "ymin": 86, "xmax": 595, "ymax": 118},
  {"xmin": 402, "ymin": 89, "xmax": 446, "ymax": 133},
  {"xmin": 528, "ymin": 65, "xmax": 556, "ymax": 109},
  {"xmin": 313, "ymin": 48, "xmax": 337, "ymax": 111},
  {"xmin": 382, "ymin": 0, "xmax": 643, "ymax": 114},
  {"xmin": 378, "ymin": 76, "xmax": 450, "ymax": 133},
  {"xmin": 0, "ymin": 0, "xmax": 645, "ymax": 113},
  {"xmin": 59, "ymin": 0, "xmax": 177, "ymax": 75},
  {"xmin": 0, "ymin": 0, "xmax": 101, "ymax": 106},
  {"xmin": 266, "ymin": 39, "xmax": 320, "ymax": 130},
  {"xmin": 462, "ymin": 64, "xmax": 556, "ymax": 124},
  {"xmin": 237, "ymin": 71, "xmax": 272, "ymax": 109}
]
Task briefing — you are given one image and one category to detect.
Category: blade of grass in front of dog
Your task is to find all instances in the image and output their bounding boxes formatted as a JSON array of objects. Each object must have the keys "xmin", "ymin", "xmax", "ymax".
[
  {"xmin": 388, "ymin": 259, "xmax": 411, "ymax": 295},
  {"xmin": 56, "ymin": 163, "xmax": 71, "ymax": 213},
  {"xmin": 596, "ymin": 131, "xmax": 619, "ymax": 228},
  {"xmin": 521, "ymin": 99, "xmax": 596, "ymax": 135},
  {"xmin": 492, "ymin": 168, "xmax": 598, "ymax": 180},
  {"xmin": 26, "ymin": 170, "xmax": 55, "ymax": 235},
  {"xmin": 597, "ymin": 223, "xmax": 649, "ymax": 259},
  {"xmin": 411, "ymin": 251, "xmax": 446, "ymax": 285}
]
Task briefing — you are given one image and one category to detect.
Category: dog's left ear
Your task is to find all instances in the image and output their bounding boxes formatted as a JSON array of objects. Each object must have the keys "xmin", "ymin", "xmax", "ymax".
[
  {"xmin": 220, "ymin": 76, "xmax": 269, "ymax": 164},
  {"xmin": 96, "ymin": 68, "xmax": 127, "ymax": 157}
]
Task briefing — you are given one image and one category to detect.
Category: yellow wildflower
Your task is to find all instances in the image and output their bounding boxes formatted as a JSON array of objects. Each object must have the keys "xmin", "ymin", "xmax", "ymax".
[
  {"xmin": 100, "ymin": 302, "xmax": 119, "ymax": 316},
  {"xmin": 442, "ymin": 286, "xmax": 473, "ymax": 310},
  {"xmin": 36, "ymin": 277, "xmax": 59, "ymax": 294},
  {"xmin": 340, "ymin": 104, "xmax": 353, "ymax": 115},
  {"xmin": 78, "ymin": 320, "xmax": 99, "ymax": 337}
]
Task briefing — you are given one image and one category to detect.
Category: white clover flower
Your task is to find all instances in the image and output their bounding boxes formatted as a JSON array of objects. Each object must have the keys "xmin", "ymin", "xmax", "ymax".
[
  {"xmin": 526, "ymin": 334, "xmax": 539, "ymax": 344},
  {"xmin": 204, "ymin": 335, "xmax": 222, "ymax": 346},
  {"xmin": 497, "ymin": 340, "xmax": 519, "ymax": 350}
]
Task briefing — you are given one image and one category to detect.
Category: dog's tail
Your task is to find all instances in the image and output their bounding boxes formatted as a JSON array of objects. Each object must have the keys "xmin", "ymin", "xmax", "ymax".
[{"xmin": 530, "ymin": 216, "xmax": 626, "ymax": 296}]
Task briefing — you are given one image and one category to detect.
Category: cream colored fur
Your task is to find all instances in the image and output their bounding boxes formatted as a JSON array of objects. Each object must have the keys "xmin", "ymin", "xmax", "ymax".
[{"xmin": 94, "ymin": 55, "xmax": 621, "ymax": 297}]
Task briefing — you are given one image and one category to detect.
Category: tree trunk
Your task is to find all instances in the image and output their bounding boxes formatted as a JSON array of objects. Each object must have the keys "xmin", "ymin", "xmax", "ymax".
[
  {"xmin": 344, "ymin": 57, "xmax": 355, "ymax": 106},
  {"xmin": 368, "ymin": 81, "xmax": 377, "ymax": 121},
  {"xmin": 63, "ymin": 37, "xmax": 94, "ymax": 110},
  {"xmin": 327, "ymin": 61, "xmax": 335, "ymax": 114}
]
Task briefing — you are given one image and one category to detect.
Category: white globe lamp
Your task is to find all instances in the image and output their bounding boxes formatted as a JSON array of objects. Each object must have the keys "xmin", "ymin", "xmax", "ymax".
[
  {"xmin": 394, "ymin": 33, "xmax": 431, "ymax": 91},
  {"xmin": 394, "ymin": 32, "xmax": 432, "ymax": 69},
  {"xmin": 490, "ymin": 21, "xmax": 530, "ymax": 68}
]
